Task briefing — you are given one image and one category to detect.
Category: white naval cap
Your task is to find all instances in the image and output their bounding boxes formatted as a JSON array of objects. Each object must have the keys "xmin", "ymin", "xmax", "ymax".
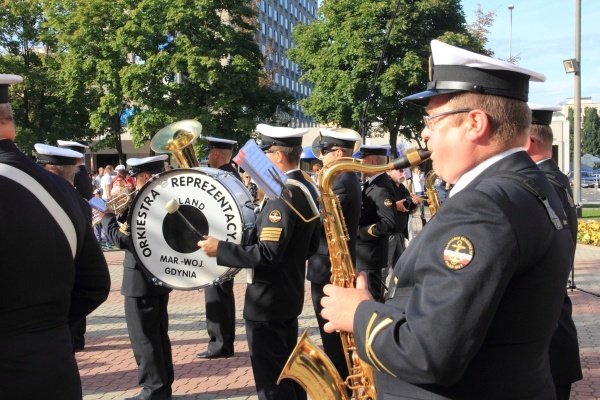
[
  {"xmin": 57, "ymin": 140, "xmax": 89, "ymax": 153},
  {"xmin": 256, "ymin": 123, "xmax": 309, "ymax": 149},
  {"xmin": 0, "ymin": 74, "xmax": 23, "ymax": 104},
  {"xmin": 402, "ymin": 40, "xmax": 547, "ymax": 106},
  {"xmin": 35, "ymin": 143, "xmax": 83, "ymax": 165},
  {"xmin": 359, "ymin": 144, "xmax": 391, "ymax": 157},
  {"xmin": 202, "ymin": 136, "xmax": 237, "ymax": 152},
  {"xmin": 318, "ymin": 128, "xmax": 362, "ymax": 148},
  {"xmin": 528, "ymin": 103, "xmax": 562, "ymax": 126},
  {"xmin": 115, "ymin": 164, "xmax": 127, "ymax": 171},
  {"xmin": 126, "ymin": 154, "xmax": 168, "ymax": 176}
]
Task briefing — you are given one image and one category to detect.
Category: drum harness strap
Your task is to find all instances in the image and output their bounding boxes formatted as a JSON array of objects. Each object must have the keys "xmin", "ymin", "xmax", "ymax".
[
  {"xmin": 0, "ymin": 163, "xmax": 77, "ymax": 259},
  {"xmin": 387, "ymin": 170, "xmax": 565, "ymax": 300}
]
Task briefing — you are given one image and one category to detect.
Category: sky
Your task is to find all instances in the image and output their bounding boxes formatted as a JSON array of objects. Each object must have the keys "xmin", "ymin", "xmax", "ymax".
[{"xmin": 460, "ymin": 0, "xmax": 600, "ymax": 106}]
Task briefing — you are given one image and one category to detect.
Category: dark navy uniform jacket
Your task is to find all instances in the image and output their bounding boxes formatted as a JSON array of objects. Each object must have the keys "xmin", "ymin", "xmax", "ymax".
[
  {"xmin": 538, "ymin": 158, "xmax": 583, "ymax": 387},
  {"xmin": 74, "ymin": 164, "xmax": 94, "ymax": 200},
  {"xmin": 354, "ymin": 151, "xmax": 574, "ymax": 399},
  {"xmin": 307, "ymin": 171, "xmax": 361, "ymax": 284},
  {"xmin": 356, "ymin": 172, "xmax": 398, "ymax": 271},
  {"xmin": 103, "ymin": 211, "xmax": 172, "ymax": 297},
  {"xmin": 0, "ymin": 139, "xmax": 111, "ymax": 400},
  {"xmin": 217, "ymin": 169, "xmax": 320, "ymax": 321}
]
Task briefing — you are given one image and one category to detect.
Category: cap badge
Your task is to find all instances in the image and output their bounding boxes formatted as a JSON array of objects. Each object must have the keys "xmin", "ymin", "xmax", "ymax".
[
  {"xmin": 443, "ymin": 236, "xmax": 474, "ymax": 270},
  {"xmin": 269, "ymin": 210, "xmax": 282, "ymax": 223}
]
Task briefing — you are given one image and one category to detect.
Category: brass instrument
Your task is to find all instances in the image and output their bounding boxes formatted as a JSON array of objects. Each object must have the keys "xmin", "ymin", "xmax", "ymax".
[
  {"xmin": 92, "ymin": 190, "xmax": 137, "ymax": 226},
  {"xmin": 424, "ymin": 170, "xmax": 441, "ymax": 216},
  {"xmin": 150, "ymin": 119, "xmax": 202, "ymax": 168},
  {"xmin": 278, "ymin": 149, "xmax": 431, "ymax": 400}
]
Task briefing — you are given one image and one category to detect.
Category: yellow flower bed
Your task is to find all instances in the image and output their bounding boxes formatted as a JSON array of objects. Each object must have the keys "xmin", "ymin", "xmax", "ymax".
[{"xmin": 578, "ymin": 220, "xmax": 600, "ymax": 246}]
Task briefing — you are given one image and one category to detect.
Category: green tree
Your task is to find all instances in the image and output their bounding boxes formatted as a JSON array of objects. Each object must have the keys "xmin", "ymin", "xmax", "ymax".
[
  {"xmin": 581, "ymin": 107, "xmax": 600, "ymax": 157},
  {"xmin": 0, "ymin": 0, "xmax": 98, "ymax": 154},
  {"xmin": 287, "ymin": 0, "xmax": 485, "ymax": 151},
  {"xmin": 43, "ymin": 0, "xmax": 291, "ymax": 163}
]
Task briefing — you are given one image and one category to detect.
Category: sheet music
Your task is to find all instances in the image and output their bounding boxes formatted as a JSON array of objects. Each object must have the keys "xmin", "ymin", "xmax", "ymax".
[
  {"xmin": 89, "ymin": 197, "xmax": 108, "ymax": 212},
  {"xmin": 233, "ymin": 139, "xmax": 287, "ymax": 199}
]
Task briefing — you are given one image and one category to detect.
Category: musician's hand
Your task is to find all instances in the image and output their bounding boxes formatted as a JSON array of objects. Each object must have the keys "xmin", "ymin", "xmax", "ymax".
[
  {"xmin": 321, "ymin": 272, "xmax": 372, "ymax": 333},
  {"xmin": 396, "ymin": 198, "xmax": 409, "ymax": 212},
  {"xmin": 411, "ymin": 193, "xmax": 422, "ymax": 204},
  {"xmin": 198, "ymin": 236, "xmax": 219, "ymax": 257}
]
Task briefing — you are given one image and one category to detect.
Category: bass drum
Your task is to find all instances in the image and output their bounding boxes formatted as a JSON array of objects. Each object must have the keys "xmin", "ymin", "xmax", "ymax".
[{"xmin": 127, "ymin": 167, "xmax": 256, "ymax": 290}]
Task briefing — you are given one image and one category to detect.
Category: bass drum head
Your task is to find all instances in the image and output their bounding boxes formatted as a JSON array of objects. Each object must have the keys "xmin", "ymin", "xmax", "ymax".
[{"xmin": 128, "ymin": 167, "xmax": 254, "ymax": 290}]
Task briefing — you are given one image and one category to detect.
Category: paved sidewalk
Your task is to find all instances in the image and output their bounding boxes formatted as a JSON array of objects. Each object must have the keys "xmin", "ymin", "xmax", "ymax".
[{"xmin": 80, "ymin": 246, "xmax": 600, "ymax": 399}]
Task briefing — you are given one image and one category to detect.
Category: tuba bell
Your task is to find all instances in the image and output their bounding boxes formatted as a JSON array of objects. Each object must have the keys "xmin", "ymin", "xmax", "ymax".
[{"xmin": 150, "ymin": 119, "xmax": 202, "ymax": 168}]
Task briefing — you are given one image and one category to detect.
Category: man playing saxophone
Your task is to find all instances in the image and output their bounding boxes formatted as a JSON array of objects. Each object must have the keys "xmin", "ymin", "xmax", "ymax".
[
  {"xmin": 320, "ymin": 40, "xmax": 574, "ymax": 399},
  {"xmin": 307, "ymin": 128, "xmax": 362, "ymax": 392}
]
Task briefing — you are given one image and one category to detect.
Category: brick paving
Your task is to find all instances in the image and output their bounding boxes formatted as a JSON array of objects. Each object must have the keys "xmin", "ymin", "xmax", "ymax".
[{"xmin": 80, "ymin": 244, "xmax": 600, "ymax": 399}]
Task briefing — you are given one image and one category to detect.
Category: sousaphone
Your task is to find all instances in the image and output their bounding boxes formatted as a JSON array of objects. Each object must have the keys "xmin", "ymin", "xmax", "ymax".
[{"xmin": 150, "ymin": 120, "xmax": 202, "ymax": 168}]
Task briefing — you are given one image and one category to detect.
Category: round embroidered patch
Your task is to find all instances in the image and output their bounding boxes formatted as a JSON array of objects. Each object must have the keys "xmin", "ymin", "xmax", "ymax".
[
  {"xmin": 443, "ymin": 236, "xmax": 474, "ymax": 270},
  {"xmin": 269, "ymin": 210, "xmax": 282, "ymax": 223},
  {"xmin": 384, "ymin": 198, "xmax": 393, "ymax": 207}
]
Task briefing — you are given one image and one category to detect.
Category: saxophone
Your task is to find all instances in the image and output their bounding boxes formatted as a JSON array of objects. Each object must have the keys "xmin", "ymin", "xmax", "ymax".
[
  {"xmin": 278, "ymin": 149, "xmax": 431, "ymax": 400},
  {"xmin": 424, "ymin": 170, "xmax": 441, "ymax": 216}
]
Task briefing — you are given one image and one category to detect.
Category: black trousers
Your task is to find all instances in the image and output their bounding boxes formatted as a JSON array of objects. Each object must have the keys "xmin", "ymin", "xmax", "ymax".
[
  {"xmin": 204, "ymin": 278, "xmax": 235, "ymax": 354},
  {"xmin": 245, "ymin": 318, "xmax": 306, "ymax": 400},
  {"xmin": 124, "ymin": 295, "xmax": 174, "ymax": 400},
  {"xmin": 311, "ymin": 282, "xmax": 350, "ymax": 385}
]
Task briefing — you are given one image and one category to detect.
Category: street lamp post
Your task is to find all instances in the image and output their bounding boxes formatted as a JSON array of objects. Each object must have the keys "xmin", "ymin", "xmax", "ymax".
[{"xmin": 508, "ymin": 4, "xmax": 514, "ymax": 61}]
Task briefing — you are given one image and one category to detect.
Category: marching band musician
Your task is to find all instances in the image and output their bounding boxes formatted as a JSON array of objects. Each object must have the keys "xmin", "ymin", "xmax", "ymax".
[
  {"xmin": 356, "ymin": 144, "xmax": 399, "ymax": 302},
  {"xmin": 306, "ymin": 128, "xmax": 362, "ymax": 389},
  {"xmin": 196, "ymin": 137, "xmax": 241, "ymax": 360},
  {"xmin": 198, "ymin": 125, "xmax": 320, "ymax": 400},
  {"xmin": 100, "ymin": 155, "xmax": 174, "ymax": 400},
  {"xmin": 319, "ymin": 40, "xmax": 574, "ymax": 399},
  {"xmin": 39, "ymin": 142, "xmax": 92, "ymax": 352},
  {"xmin": 0, "ymin": 74, "xmax": 110, "ymax": 400},
  {"xmin": 57, "ymin": 140, "xmax": 94, "ymax": 200},
  {"xmin": 524, "ymin": 104, "xmax": 583, "ymax": 399}
]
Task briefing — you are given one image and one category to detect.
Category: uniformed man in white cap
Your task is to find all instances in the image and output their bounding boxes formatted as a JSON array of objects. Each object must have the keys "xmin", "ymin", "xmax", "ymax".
[
  {"xmin": 525, "ymin": 104, "xmax": 583, "ymax": 399},
  {"xmin": 36, "ymin": 143, "xmax": 94, "ymax": 352},
  {"xmin": 320, "ymin": 40, "xmax": 574, "ymax": 399},
  {"xmin": 198, "ymin": 124, "xmax": 320, "ymax": 400},
  {"xmin": 306, "ymin": 128, "xmax": 362, "ymax": 391},
  {"xmin": 36, "ymin": 143, "xmax": 84, "ymax": 185},
  {"xmin": 356, "ymin": 144, "xmax": 398, "ymax": 302},
  {"xmin": 196, "ymin": 137, "xmax": 240, "ymax": 360},
  {"xmin": 57, "ymin": 140, "xmax": 94, "ymax": 200},
  {"xmin": 0, "ymin": 74, "xmax": 110, "ymax": 399},
  {"xmin": 100, "ymin": 155, "xmax": 174, "ymax": 400}
]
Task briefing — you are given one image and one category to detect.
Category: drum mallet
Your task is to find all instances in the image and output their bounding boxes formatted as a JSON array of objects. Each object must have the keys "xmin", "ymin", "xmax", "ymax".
[{"xmin": 165, "ymin": 199, "xmax": 208, "ymax": 240}]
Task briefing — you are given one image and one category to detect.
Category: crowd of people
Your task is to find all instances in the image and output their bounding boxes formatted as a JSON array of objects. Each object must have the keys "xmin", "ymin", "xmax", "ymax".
[{"xmin": 1, "ymin": 38, "xmax": 583, "ymax": 400}]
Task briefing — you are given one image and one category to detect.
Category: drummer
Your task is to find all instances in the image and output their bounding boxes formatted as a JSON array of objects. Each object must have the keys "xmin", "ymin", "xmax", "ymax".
[
  {"xmin": 196, "ymin": 136, "xmax": 241, "ymax": 360},
  {"xmin": 198, "ymin": 125, "xmax": 321, "ymax": 400},
  {"xmin": 100, "ymin": 155, "xmax": 174, "ymax": 400}
]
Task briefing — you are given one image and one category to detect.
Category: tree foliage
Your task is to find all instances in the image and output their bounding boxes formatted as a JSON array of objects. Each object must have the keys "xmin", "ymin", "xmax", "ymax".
[
  {"xmin": 287, "ymin": 0, "xmax": 485, "ymax": 151},
  {"xmin": 2, "ymin": 0, "xmax": 292, "ymax": 160},
  {"xmin": 0, "ymin": 0, "xmax": 98, "ymax": 154},
  {"xmin": 582, "ymin": 107, "xmax": 600, "ymax": 157}
]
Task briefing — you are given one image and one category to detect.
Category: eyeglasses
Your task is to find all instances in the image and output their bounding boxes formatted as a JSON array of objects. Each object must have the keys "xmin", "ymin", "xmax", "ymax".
[
  {"xmin": 423, "ymin": 109, "xmax": 472, "ymax": 130},
  {"xmin": 321, "ymin": 147, "xmax": 341, "ymax": 155},
  {"xmin": 263, "ymin": 149, "xmax": 278, "ymax": 154}
]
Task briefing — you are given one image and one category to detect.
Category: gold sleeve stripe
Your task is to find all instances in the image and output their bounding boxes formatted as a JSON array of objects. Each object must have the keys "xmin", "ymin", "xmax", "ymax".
[
  {"xmin": 260, "ymin": 227, "xmax": 282, "ymax": 242},
  {"xmin": 366, "ymin": 317, "xmax": 397, "ymax": 378},
  {"xmin": 364, "ymin": 314, "xmax": 379, "ymax": 370},
  {"xmin": 367, "ymin": 224, "xmax": 379, "ymax": 237}
]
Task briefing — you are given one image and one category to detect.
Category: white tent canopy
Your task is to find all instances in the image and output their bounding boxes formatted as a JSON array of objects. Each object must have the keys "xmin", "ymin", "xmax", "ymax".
[{"xmin": 581, "ymin": 154, "xmax": 600, "ymax": 168}]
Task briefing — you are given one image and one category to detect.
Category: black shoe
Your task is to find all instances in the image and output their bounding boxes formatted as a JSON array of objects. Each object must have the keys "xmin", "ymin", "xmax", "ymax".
[{"xmin": 196, "ymin": 349, "xmax": 233, "ymax": 359}]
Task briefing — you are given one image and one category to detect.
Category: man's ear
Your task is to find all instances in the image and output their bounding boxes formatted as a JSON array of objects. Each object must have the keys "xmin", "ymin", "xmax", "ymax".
[{"xmin": 464, "ymin": 109, "xmax": 490, "ymax": 142}]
